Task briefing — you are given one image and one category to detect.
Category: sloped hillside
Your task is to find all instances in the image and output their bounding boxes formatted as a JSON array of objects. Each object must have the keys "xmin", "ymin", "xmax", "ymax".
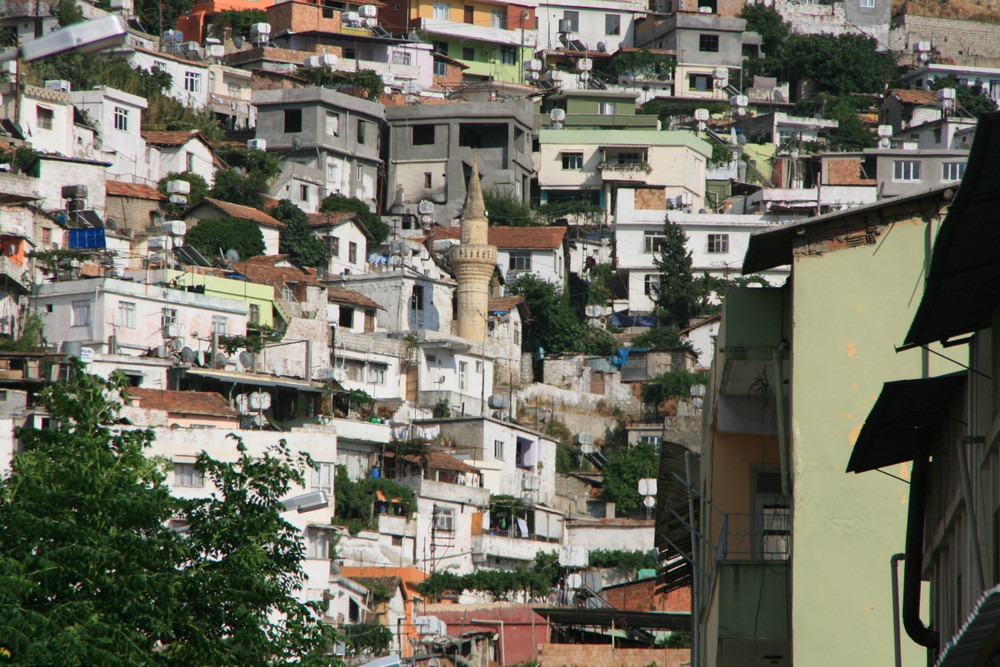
[{"xmin": 895, "ymin": 0, "xmax": 1000, "ymax": 22}]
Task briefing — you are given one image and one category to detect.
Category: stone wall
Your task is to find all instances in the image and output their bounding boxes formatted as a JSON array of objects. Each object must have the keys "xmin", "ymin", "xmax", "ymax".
[
  {"xmin": 889, "ymin": 14, "xmax": 1000, "ymax": 67},
  {"xmin": 538, "ymin": 645, "xmax": 689, "ymax": 667}
]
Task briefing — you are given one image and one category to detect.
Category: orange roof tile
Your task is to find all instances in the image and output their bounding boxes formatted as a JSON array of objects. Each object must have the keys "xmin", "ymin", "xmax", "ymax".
[
  {"xmin": 141, "ymin": 130, "xmax": 209, "ymax": 147},
  {"xmin": 106, "ymin": 180, "xmax": 167, "ymax": 200},
  {"xmin": 328, "ymin": 287, "xmax": 385, "ymax": 310},
  {"xmin": 888, "ymin": 89, "xmax": 939, "ymax": 106},
  {"xmin": 427, "ymin": 225, "xmax": 566, "ymax": 249},
  {"xmin": 306, "ymin": 211, "xmax": 358, "ymax": 227},
  {"xmin": 199, "ymin": 197, "xmax": 286, "ymax": 228},
  {"xmin": 126, "ymin": 387, "xmax": 236, "ymax": 417},
  {"xmin": 234, "ymin": 254, "xmax": 321, "ymax": 290},
  {"xmin": 488, "ymin": 296, "xmax": 525, "ymax": 312}
]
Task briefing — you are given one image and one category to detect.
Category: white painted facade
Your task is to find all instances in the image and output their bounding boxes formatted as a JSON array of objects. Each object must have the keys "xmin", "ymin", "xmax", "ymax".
[
  {"xmin": 69, "ymin": 87, "xmax": 151, "ymax": 184},
  {"xmin": 536, "ymin": 0, "xmax": 645, "ymax": 52},
  {"xmin": 16, "ymin": 85, "xmax": 73, "ymax": 156},
  {"xmin": 563, "ymin": 518, "xmax": 654, "ymax": 552},
  {"xmin": 147, "ymin": 135, "xmax": 216, "ymax": 187},
  {"xmin": 127, "ymin": 47, "xmax": 212, "ymax": 109},
  {"xmin": 899, "ymin": 63, "xmax": 1000, "ymax": 104},
  {"xmin": 34, "ymin": 155, "xmax": 109, "ymax": 215},
  {"xmin": 314, "ymin": 217, "xmax": 371, "ymax": 276}
]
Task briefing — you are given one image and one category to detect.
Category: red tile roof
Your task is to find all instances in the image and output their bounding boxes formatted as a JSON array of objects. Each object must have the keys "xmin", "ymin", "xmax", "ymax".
[
  {"xmin": 141, "ymin": 130, "xmax": 209, "ymax": 147},
  {"xmin": 234, "ymin": 254, "xmax": 321, "ymax": 290},
  {"xmin": 385, "ymin": 449, "xmax": 480, "ymax": 473},
  {"xmin": 306, "ymin": 211, "xmax": 358, "ymax": 227},
  {"xmin": 106, "ymin": 180, "xmax": 167, "ymax": 200},
  {"xmin": 125, "ymin": 387, "xmax": 236, "ymax": 418},
  {"xmin": 488, "ymin": 296, "xmax": 525, "ymax": 312},
  {"xmin": 426, "ymin": 225, "xmax": 566, "ymax": 249},
  {"xmin": 198, "ymin": 197, "xmax": 286, "ymax": 228},
  {"xmin": 887, "ymin": 89, "xmax": 939, "ymax": 106},
  {"xmin": 351, "ymin": 576, "xmax": 404, "ymax": 599},
  {"xmin": 328, "ymin": 288, "xmax": 384, "ymax": 311}
]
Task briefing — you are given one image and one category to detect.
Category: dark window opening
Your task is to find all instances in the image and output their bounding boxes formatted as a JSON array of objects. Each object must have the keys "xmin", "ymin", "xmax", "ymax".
[
  {"xmin": 463, "ymin": 46, "xmax": 475, "ymax": 60},
  {"xmin": 284, "ymin": 109, "xmax": 302, "ymax": 133},
  {"xmin": 413, "ymin": 125, "xmax": 435, "ymax": 145},
  {"xmin": 699, "ymin": 34, "xmax": 719, "ymax": 52},
  {"xmin": 339, "ymin": 306, "xmax": 355, "ymax": 328},
  {"xmin": 459, "ymin": 123, "xmax": 507, "ymax": 149}
]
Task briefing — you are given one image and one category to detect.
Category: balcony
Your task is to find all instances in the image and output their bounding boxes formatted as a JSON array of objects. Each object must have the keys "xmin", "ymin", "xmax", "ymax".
[
  {"xmin": 419, "ymin": 17, "xmax": 536, "ymax": 47},
  {"xmin": 713, "ymin": 560, "xmax": 790, "ymax": 666},
  {"xmin": 397, "ymin": 475, "xmax": 490, "ymax": 506},
  {"xmin": 598, "ymin": 157, "xmax": 651, "ymax": 183},
  {"xmin": 472, "ymin": 530, "xmax": 558, "ymax": 563}
]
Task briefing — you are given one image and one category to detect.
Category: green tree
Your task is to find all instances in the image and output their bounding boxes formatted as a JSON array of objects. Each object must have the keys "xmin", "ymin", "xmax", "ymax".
[
  {"xmin": 508, "ymin": 275, "xmax": 616, "ymax": 356},
  {"xmin": 157, "ymin": 171, "xmax": 210, "ymax": 208},
  {"xmin": 185, "ymin": 217, "xmax": 266, "ymax": 261},
  {"xmin": 294, "ymin": 67, "xmax": 384, "ymax": 100},
  {"xmin": 641, "ymin": 370, "xmax": 706, "ymax": 409},
  {"xmin": 275, "ymin": 200, "xmax": 326, "ymax": 268},
  {"xmin": 782, "ymin": 33, "xmax": 896, "ymax": 97},
  {"xmin": 484, "ymin": 189, "xmax": 536, "ymax": 226},
  {"xmin": 319, "ymin": 193, "xmax": 389, "ymax": 246},
  {"xmin": 210, "ymin": 146, "xmax": 282, "ymax": 209},
  {"xmin": 630, "ymin": 326, "xmax": 684, "ymax": 349},
  {"xmin": 134, "ymin": 0, "xmax": 195, "ymax": 42},
  {"xmin": 208, "ymin": 9, "xmax": 268, "ymax": 37},
  {"xmin": 739, "ymin": 4, "xmax": 790, "ymax": 58},
  {"xmin": 601, "ymin": 442, "xmax": 659, "ymax": 517},
  {"xmin": 652, "ymin": 216, "xmax": 703, "ymax": 327},
  {"xmin": 927, "ymin": 74, "xmax": 998, "ymax": 117},
  {"xmin": 0, "ymin": 366, "xmax": 336, "ymax": 664},
  {"xmin": 607, "ymin": 49, "xmax": 675, "ymax": 79}
]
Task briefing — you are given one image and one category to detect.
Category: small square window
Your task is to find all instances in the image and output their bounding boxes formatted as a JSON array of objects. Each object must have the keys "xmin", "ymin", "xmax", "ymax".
[
  {"xmin": 117, "ymin": 301, "xmax": 136, "ymax": 329},
  {"xmin": 707, "ymin": 233, "xmax": 729, "ymax": 253},
  {"xmin": 114, "ymin": 106, "xmax": 128, "ymax": 131},
  {"xmin": 605, "ymin": 14, "xmax": 621, "ymax": 35},
  {"xmin": 433, "ymin": 59, "xmax": 447, "ymax": 76},
  {"xmin": 326, "ymin": 111, "xmax": 340, "ymax": 137},
  {"xmin": 562, "ymin": 152, "xmax": 583, "ymax": 169},
  {"xmin": 463, "ymin": 46, "xmax": 475, "ymax": 60},
  {"xmin": 942, "ymin": 161, "xmax": 965, "ymax": 182},
  {"xmin": 509, "ymin": 251, "xmax": 532, "ymax": 271},
  {"xmin": 893, "ymin": 159, "xmax": 922, "ymax": 182},
  {"xmin": 499, "ymin": 46, "xmax": 516, "ymax": 65},
  {"xmin": 643, "ymin": 231, "xmax": 666, "ymax": 253},
  {"xmin": 644, "ymin": 274, "xmax": 660, "ymax": 295},
  {"xmin": 699, "ymin": 34, "xmax": 719, "ymax": 52},
  {"xmin": 184, "ymin": 71, "xmax": 201, "ymax": 92},
  {"xmin": 72, "ymin": 300, "xmax": 90, "ymax": 326},
  {"xmin": 36, "ymin": 106, "xmax": 53, "ymax": 130},
  {"xmin": 284, "ymin": 109, "xmax": 302, "ymax": 133},
  {"xmin": 599, "ymin": 102, "xmax": 617, "ymax": 115},
  {"xmin": 562, "ymin": 10, "xmax": 579, "ymax": 31},
  {"xmin": 212, "ymin": 315, "xmax": 227, "ymax": 335},
  {"xmin": 305, "ymin": 527, "xmax": 329, "ymax": 559},
  {"xmin": 689, "ymin": 73, "xmax": 711, "ymax": 91},
  {"xmin": 860, "ymin": 0, "xmax": 875, "ymax": 8},
  {"xmin": 174, "ymin": 462, "xmax": 204, "ymax": 487}
]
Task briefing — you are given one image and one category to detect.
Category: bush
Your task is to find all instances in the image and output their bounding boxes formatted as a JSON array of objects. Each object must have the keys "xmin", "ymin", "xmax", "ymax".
[{"xmin": 184, "ymin": 217, "xmax": 265, "ymax": 262}]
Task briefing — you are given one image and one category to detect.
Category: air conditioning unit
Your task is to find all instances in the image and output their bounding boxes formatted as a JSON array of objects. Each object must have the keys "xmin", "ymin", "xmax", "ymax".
[
  {"xmin": 698, "ymin": 5, "xmax": 712, "ymax": 11},
  {"xmin": 62, "ymin": 184, "xmax": 87, "ymax": 199},
  {"xmin": 573, "ymin": 432, "xmax": 594, "ymax": 445},
  {"xmin": 524, "ymin": 59, "xmax": 542, "ymax": 72},
  {"xmin": 713, "ymin": 67, "xmax": 728, "ymax": 80},
  {"xmin": 522, "ymin": 475, "xmax": 539, "ymax": 490},
  {"xmin": 417, "ymin": 200, "xmax": 434, "ymax": 214},
  {"xmin": 344, "ymin": 11, "xmax": 360, "ymax": 23},
  {"xmin": 148, "ymin": 236, "xmax": 168, "ymax": 249},
  {"xmin": 167, "ymin": 180, "xmax": 191, "ymax": 195},
  {"xmin": 360, "ymin": 4, "xmax": 378, "ymax": 17},
  {"xmin": 576, "ymin": 58, "xmax": 593, "ymax": 72},
  {"xmin": 205, "ymin": 43, "xmax": 225, "ymax": 58},
  {"xmin": 250, "ymin": 22, "xmax": 271, "ymax": 36},
  {"xmin": 362, "ymin": 16, "xmax": 377, "ymax": 28},
  {"xmin": 247, "ymin": 138, "xmax": 267, "ymax": 151},
  {"xmin": 168, "ymin": 194, "xmax": 188, "ymax": 206},
  {"xmin": 44, "ymin": 79, "xmax": 71, "ymax": 92},
  {"xmin": 403, "ymin": 81, "xmax": 422, "ymax": 95},
  {"xmin": 162, "ymin": 220, "xmax": 187, "ymax": 236},
  {"xmin": 304, "ymin": 53, "xmax": 338, "ymax": 68},
  {"xmin": 729, "ymin": 94, "xmax": 748, "ymax": 108}
]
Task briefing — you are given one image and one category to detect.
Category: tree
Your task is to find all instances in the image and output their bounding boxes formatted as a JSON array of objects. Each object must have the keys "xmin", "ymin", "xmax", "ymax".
[
  {"xmin": 652, "ymin": 216, "xmax": 703, "ymax": 327},
  {"xmin": 208, "ymin": 9, "xmax": 268, "ymax": 38},
  {"xmin": 0, "ymin": 366, "xmax": 336, "ymax": 664},
  {"xmin": 601, "ymin": 442, "xmax": 659, "ymax": 517},
  {"xmin": 927, "ymin": 75, "xmax": 998, "ymax": 117},
  {"xmin": 275, "ymin": 200, "xmax": 326, "ymax": 268},
  {"xmin": 641, "ymin": 370, "xmax": 706, "ymax": 409},
  {"xmin": 158, "ymin": 171, "xmax": 210, "ymax": 208},
  {"xmin": 134, "ymin": 0, "xmax": 195, "ymax": 42},
  {"xmin": 508, "ymin": 275, "xmax": 616, "ymax": 356},
  {"xmin": 630, "ymin": 326, "xmax": 685, "ymax": 349},
  {"xmin": 782, "ymin": 33, "xmax": 896, "ymax": 97},
  {"xmin": 483, "ymin": 189, "xmax": 535, "ymax": 226},
  {"xmin": 739, "ymin": 4, "xmax": 790, "ymax": 59},
  {"xmin": 185, "ymin": 217, "xmax": 266, "ymax": 261},
  {"xmin": 319, "ymin": 193, "xmax": 389, "ymax": 246},
  {"xmin": 210, "ymin": 147, "xmax": 282, "ymax": 209}
]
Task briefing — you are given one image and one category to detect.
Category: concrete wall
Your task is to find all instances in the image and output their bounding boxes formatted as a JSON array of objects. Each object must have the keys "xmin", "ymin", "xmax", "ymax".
[
  {"xmin": 538, "ymin": 644, "xmax": 688, "ymax": 667},
  {"xmin": 889, "ymin": 14, "xmax": 1000, "ymax": 68}
]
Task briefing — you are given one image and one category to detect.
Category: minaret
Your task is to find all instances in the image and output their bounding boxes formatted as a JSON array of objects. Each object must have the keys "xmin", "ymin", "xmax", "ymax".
[{"xmin": 449, "ymin": 153, "xmax": 496, "ymax": 341}]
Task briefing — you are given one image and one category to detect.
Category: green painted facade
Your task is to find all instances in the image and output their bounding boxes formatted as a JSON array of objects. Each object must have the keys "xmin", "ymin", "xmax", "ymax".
[
  {"xmin": 432, "ymin": 37, "xmax": 532, "ymax": 83},
  {"xmin": 162, "ymin": 270, "xmax": 278, "ymax": 328}
]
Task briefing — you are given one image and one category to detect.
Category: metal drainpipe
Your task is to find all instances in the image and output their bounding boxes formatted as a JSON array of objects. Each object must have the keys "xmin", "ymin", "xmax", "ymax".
[
  {"xmin": 891, "ymin": 553, "xmax": 904, "ymax": 667},
  {"xmin": 772, "ymin": 342, "xmax": 790, "ymax": 498},
  {"xmin": 902, "ymin": 451, "xmax": 938, "ymax": 649}
]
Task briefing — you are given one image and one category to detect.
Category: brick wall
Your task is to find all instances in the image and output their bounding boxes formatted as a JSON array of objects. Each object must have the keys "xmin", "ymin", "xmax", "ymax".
[
  {"xmin": 634, "ymin": 188, "xmax": 666, "ymax": 211},
  {"xmin": 825, "ymin": 158, "xmax": 875, "ymax": 186},
  {"xmin": 538, "ymin": 645, "xmax": 689, "ymax": 667},
  {"xmin": 602, "ymin": 579, "xmax": 691, "ymax": 613}
]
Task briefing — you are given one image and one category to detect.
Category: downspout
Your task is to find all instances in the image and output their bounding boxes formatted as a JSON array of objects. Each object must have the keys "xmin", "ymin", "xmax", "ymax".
[
  {"xmin": 772, "ymin": 342, "xmax": 790, "ymax": 498},
  {"xmin": 891, "ymin": 553, "xmax": 904, "ymax": 667},
  {"xmin": 902, "ymin": 451, "xmax": 938, "ymax": 649}
]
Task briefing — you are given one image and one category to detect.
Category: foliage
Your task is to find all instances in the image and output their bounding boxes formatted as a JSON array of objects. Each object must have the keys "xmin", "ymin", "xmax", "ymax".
[
  {"xmin": 739, "ymin": 4, "xmax": 790, "ymax": 58},
  {"xmin": 338, "ymin": 389, "xmax": 375, "ymax": 415},
  {"xmin": 607, "ymin": 50, "xmax": 676, "ymax": 80},
  {"xmin": 652, "ymin": 216, "xmax": 703, "ymax": 327},
  {"xmin": 534, "ymin": 199, "xmax": 603, "ymax": 225},
  {"xmin": 184, "ymin": 217, "xmax": 266, "ymax": 262},
  {"xmin": 795, "ymin": 95, "xmax": 876, "ymax": 150},
  {"xmin": 333, "ymin": 465, "xmax": 415, "ymax": 534},
  {"xmin": 586, "ymin": 263, "xmax": 613, "ymax": 306},
  {"xmin": 209, "ymin": 9, "xmax": 268, "ymax": 37},
  {"xmin": 657, "ymin": 631, "xmax": 692, "ymax": 648},
  {"xmin": 134, "ymin": 0, "xmax": 195, "ymax": 41},
  {"xmin": 431, "ymin": 398, "xmax": 451, "ymax": 419},
  {"xmin": 630, "ymin": 326, "xmax": 684, "ymax": 350},
  {"xmin": 320, "ymin": 193, "xmax": 390, "ymax": 246},
  {"xmin": 509, "ymin": 275, "xmax": 617, "ymax": 356},
  {"xmin": 602, "ymin": 441, "xmax": 659, "ymax": 517},
  {"xmin": 781, "ymin": 33, "xmax": 896, "ymax": 97},
  {"xmin": 417, "ymin": 566, "xmax": 555, "ymax": 601},
  {"xmin": 219, "ymin": 333, "xmax": 266, "ymax": 356},
  {"xmin": 588, "ymin": 549, "xmax": 657, "ymax": 573},
  {"xmin": 484, "ymin": 189, "xmax": 536, "ymax": 226},
  {"xmin": 710, "ymin": 142, "xmax": 734, "ymax": 166},
  {"xmin": 0, "ymin": 365, "xmax": 336, "ymax": 665},
  {"xmin": 158, "ymin": 171, "xmax": 210, "ymax": 209},
  {"xmin": 927, "ymin": 74, "xmax": 999, "ymax": 117},
  {"xmin": 341, "ymin": 622, "xmax": 393, "ymax": 656},
  {"xmin": 210, "ymin": 147, "xmax": 283, "ymax": 209},
  {"xmin": 2, "ymin": 144, "xmax": 39, "ymax": 176},
  {"xmin": 639, "ymin": 99, "xmax": 729, "ymax": 122},
  {"xmin": 641, "ymin": 370, "xmax": 706, "ymax": 408},
  {"xmin": 57, "ymin": 0, "xmax": 84, "ymax": 26},
  {"xmin": 0, "ymin": 310, "xmax": 46, "ymax": 352},
  {"xmin": 544, "ymin": 418, "xmax": 578, "ymax": 473},
  {"xmin": 276, "ymin": 200, "xmax": 327, "ymax": 268},
  {"xmin": 295, "ymin": 67, "xmax": 384, "ymax": 100},
  {"xmin": 489, "ymin": 494, "xmax": 528, "ymax": 515}
]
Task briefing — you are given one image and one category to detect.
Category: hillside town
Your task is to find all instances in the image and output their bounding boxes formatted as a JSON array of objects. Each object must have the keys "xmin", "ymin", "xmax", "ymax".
[{"xmin": 1, "ymin": 0, "xmax": 1000, "ymax": 664}]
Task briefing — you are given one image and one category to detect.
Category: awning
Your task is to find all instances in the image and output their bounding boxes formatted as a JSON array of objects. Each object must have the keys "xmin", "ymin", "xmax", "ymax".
[
  {"xmin": 846, "ymin": 372, "xmax": 965, "ymax": 473},
  {"xmin": 935, "ymin": 584, "xmax": 1000, "ymax": 667},
  {"xmin": 599, "ymin": 144, "xmax": 649, "ymax": 150},
  {"xmin": 904, "ymin": 115, "xmax": 1000, "ymax": 349},
  {"xmin": 183, "ymin": 368, "xmax": 333, "ymax": 393},
  {"xmin": 534, "ymin": 608, "xmax": 690, "ymax": 631}
]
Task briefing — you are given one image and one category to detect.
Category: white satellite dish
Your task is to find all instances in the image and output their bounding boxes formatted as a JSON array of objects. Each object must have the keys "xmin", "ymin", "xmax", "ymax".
[
  {"xmin": 196, "ymin": 350, "xmax": 206, "ymax": 367},
  {"xmin": 643, "ymin": 496, "xmax": 656, "ymax": 508},
  {"xmin": 180, "ymin": 346, "xmax": 196, "ymax": 364},
  {"xmin": 215, "ymin": 353, "xmax": 228, "ymax": 368},
  {"xmin": 225, "ymin": 249, "xmax": 240, "ymax": 264},
  {"xmin": 238, "ymin": 351, "xmax": 254, "ymax": 369}
]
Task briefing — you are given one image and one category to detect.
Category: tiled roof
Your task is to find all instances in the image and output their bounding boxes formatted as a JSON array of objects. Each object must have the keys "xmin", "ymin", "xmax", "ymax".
[
  {"xmin": 488, "ymin": 296, "xmax": 525, "ymax": 312},
  {"xmin": 126, "ymin": 387, "xmax": 236, "ymax": 417},
  {"xmin": 888, "ymin": 89, "xmax": 939, "ymax": 106},
  {"xmin": 306, "ymin": 211, "xmax": 358, "ymax": 227},
  {"xmin": 426, "ymin": 225, "xmax": 566, "ymax": 249},
  {"xmin": 106, "ymin": 180, "xmax": 166, "ymax": 200},
  {"xmin": 141, "ymin": 130, "xmax": 207, "ymax": 147},
  {"xmin": 234, "ymin": 254, "xmax": 321, "ymax": 290},
  {"xmin": 385, "ymin": 448, "xmax": 480, "ymax": 473},
  {"xmin": 351, "ymin": 576, "xmax": 404, "ymax": 598},
  {"xmin": 328, "ymin": 288, "xmax": 385, "ymax": 311},
  {"xmin": 199, "ymin": 198, "xmax": 286, "ymax": 228}
]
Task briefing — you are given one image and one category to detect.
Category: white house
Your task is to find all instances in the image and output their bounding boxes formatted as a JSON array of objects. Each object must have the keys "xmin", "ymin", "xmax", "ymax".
[
  {"xmin": 127, "ymin": 47, "xmax": 212, "ymax": 109},
  {"xmin": 69, "ymin": 87, "xmax": 151, "ymax": 184},
  {"xmin": 183, "ymin": 198, "xmax": 287, "ymax": 256},
  {"xmin": 307, "ymin": 211, "xmax": 372, "ymax": 276},
  {"xmin": 426, "ymin": 226, "xmax": 568, "ymax": 288},
  {"xmin": 142, "ymin": 130, "xmax": 217, "ymax": 186},
  {"xmin": 14, "ymin": 85, "xmax": 74, "ymax": 157},
  {"xmin": 536, "ymin": 0, "xmax": 646, "ymax": 52}
]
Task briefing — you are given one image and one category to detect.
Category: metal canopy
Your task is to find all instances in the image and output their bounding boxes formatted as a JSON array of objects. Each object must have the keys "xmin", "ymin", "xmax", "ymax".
[
  {"xmin": 935, "ymin": 584, "xmax": 1000, "ymax": 667},
  {"xmin": 183, "ymin": 368, "xmax": 333, "ymax": 393},
  {"xmin": 904, "ymin": 114, "xmax": 1000, "ymax": 349},
  {"xmin": 533, "ymin": 607, "xmax": 690, "ymax": 631},
  {"xmin": 846, "ymin": 372, "xmax": 965, "ymax": 473}
]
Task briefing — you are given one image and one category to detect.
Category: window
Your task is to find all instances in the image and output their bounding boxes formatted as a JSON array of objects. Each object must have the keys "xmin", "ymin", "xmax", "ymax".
[
  {"xmin": 643, "ymin": 231, "xmax": 666, "ymax": 253},
  {"xmin": 644, "ymin": 274, "xmax": 660, "ymax": 295},
  {"xmin": 699, "ymin": 34, "xmax": 719, "ymax": 52},
  {"xmin": 509, "ymin": 251, "xmax": 532, "ymax": 271},
  {"xmin": 459, "ymin": 361, "xmax": 468, "ymax": 390},
  {"xmin": 432, "ymin": 41, "xmax": 448, "ymax": 55},
  {"xmin": 413, "ymin": 125, "xmax": 435, "ymax": 145},
  {"xmin": 326, "ymin": 236, "xmax": 340, "ymax": 257},
  {"xmin": 356, "ymin": 119, "xmax": 366, "ymax": 144},
  {"xmin": 599, "ymin": 102, "xmax": 617, "ymax": 115},
  {"xmin": 305, "ymin": 527, "xmax": 329, "ymax": 559},
  {"xmin": 860, "ymin": 0, "xmax": 875, "ymax": 7},
  {"xmin": 161, "ymin": 307, "xmax": 176, "ymax": 329},
  {"xmin": 365, "ymin": 309, "xmax": 375, "ymax": 332},
  {"xmin": 174, "ymin": 462, "xmax": 204, "ymax": 487},
  {"xmin": 369, "ymin": 363, "xmax": 387, "ymax": 385},
  {"xmin": 893, "ymin": 159, "xmax": 922, "ymax": 182},
  {"xmin": 300, "ymin": 184, "xmax": 309, "ymax": 202},
  {"xmin": 349, "ymin": 241, "xmax": 358, "ymax": 264},
  {"xmin": 41, "ymin": 228, "xmax": 51, "ymax": 244},
  {"xmin": 433, "ymin": 1, "xmax": 449, "ymax": 20},
  {"xmin": 605, "ymin": 14, "xmax": 621, "ymax": 35},
  {"xmin": 424, "ymin": 172, "xmax": 433, "ymax": 188},
  {"xmin": 184, "ymin": 71, "xmax": 201, "ymax": 92},
  {"xmin": 72, "ymin": 300, "xmax": 91, "ymax": 326},
  {"xmin": 433, "ymin": 59, "xmax": 447, "ymax": 76},
  {"xmin": 464, "ymin": 5, "xmax": 474, "ymax": 22},
  {"xmin": 433, "ymin": 506, "xmax": 455, "ymax": 532},
  {"xmin": 411, "ymin": 284, "xmax": 425, "ymax": 310},
  {"xmin": 113, "ymin": 106, "xmax": 128, "ymax": 131},
  {"xmin": 491, "ymin": 9, "xmax": 507, "ymax": 28},
  {"xmin": 311, "ymin": 462, "xmax": 334, "ymax": 495},
  {"xmin": 942, "ymin": 161, "xmax": 965, "ymax": 182},
  {"xmin": 463, "ymin": 46, "xmax": 475, "ymax": 61},
  {"xmin": 117, "ymin": 301, "xmax": 136, "ymax": 329},
  {"xmin": 562, "ymin": 10, "xmax": 579, "ymax": 31},
  {"xmin": 562, "ymin": 152, "xmax": 583, "ymax": 169},
  {"xmin": 689, "ymin": 73, "xmax": 711, "ymax": 91},
  {"xmin": 391, "ymin": 51, "xmax": 411, "ymax": 65},
  {"xmin": 347, "ymin": 360, "xmax": 362, "ymax": 381},
  {"xmin": 284, "ymin": 109, "xmax": 302, "ymax": 133},
  {"xmin": 326, "ymin": 111, "xmax": 340, "ymax": 136},
  {"xmin": 212, "ymin": 315, "xmax": 227, "ymax": 335},
  {"xmin": 186, "ymin": 151, "xmax": 195, "ymax": 171},
  {"xmin": 356, "ymin": 164, "xmax": 364, "ymax": 182},
  {"xmin": 339, "ymin": 305, "xmax": 354, "ymax": 328},
  {"xmin": 500, "ymin": 46, "xmax": 516, "ymax": 65},
  {"xmin": 249, "ymin": 303, "xmax": 260, "ymax": 325},
  {"xmin": 36, "ymin": 106, "xmax": 53, "ymax": 130},
  {"xmin": 707, "ymin": 233, "xmax": 729, "ymax": 253},
  {"xmin": 494, "ymin": 439, "xmax": 504, "ymax": 460}
]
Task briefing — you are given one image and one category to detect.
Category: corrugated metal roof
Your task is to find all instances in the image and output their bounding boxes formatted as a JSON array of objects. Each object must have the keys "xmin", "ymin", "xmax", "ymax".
[{"xmin": 936, "ymin": 584, "xmax": 1000, "ymax": 667}]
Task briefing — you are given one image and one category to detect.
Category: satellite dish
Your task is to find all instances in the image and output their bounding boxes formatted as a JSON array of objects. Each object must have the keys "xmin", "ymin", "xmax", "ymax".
[
  {"xmin": 169, "ymin": 338, "xmax": 184, "ymax": 351},
  {"xmin": 196, "ymin": 350, "xmax": 206, "ymax": 367},
  {"xmin": 292, "ymin": 135, "xmax": 302, "ymax": 150},
  {"xmin": 238, "ymin": 351, "xmax": 253, "ymax": 369},
  {"xmin": 643, "ymin": 496, "xmax": 656, "ymax": 508},
  {"xmin": 233, "ymin": 34, "xmax": 245, "ymax": 48},
  {"xmin": 231, "ymin": 167, "xmax": 244, "ymax": 178},
  {"xmin": 181, "ymin": 346, "xmax": 196, "ymax": 364},
  {"xmin": 215, "ymin": 352, "xmax": 228, "ymax": 368},
  {"xmin": 597, "ymin": 41, "xmax": 607, "ymax": 52},
  {"xmin": 225, "ymin": 249, "xmax": 240, "ymax": 264},
  {"xmin": 105, "ymin": 218, "xmax": 118, "ymax": 231}
]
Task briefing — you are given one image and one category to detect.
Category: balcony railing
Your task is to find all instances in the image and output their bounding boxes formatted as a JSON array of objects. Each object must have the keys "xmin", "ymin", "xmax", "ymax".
[{"xmin": 717, "ymin": 512, "xmax": 790, "ymax": 561}]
